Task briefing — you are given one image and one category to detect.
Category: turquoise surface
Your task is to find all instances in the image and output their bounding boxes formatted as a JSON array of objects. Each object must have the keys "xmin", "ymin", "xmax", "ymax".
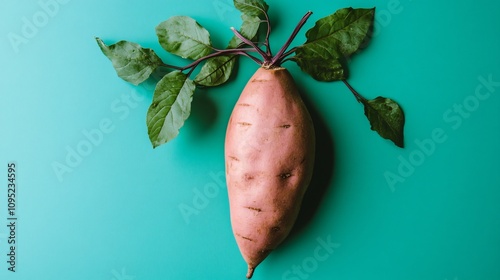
[{"xmin": 1, "ymin": 0, "xmax": 499, "ymax": 279}]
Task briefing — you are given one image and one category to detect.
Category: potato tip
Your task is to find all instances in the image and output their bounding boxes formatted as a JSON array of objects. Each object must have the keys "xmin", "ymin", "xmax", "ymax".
[{"xmin": 246, "ymin": 266, "xmax": 255, "ymax": 279}]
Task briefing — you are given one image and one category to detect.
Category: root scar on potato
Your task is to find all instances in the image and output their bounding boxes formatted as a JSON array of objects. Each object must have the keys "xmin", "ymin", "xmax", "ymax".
[
  {"xmin": 278, "ymin": 172, "xmax": 292, "ymax": 179},
  {"xmin": 245, "ymin": 206, "xmax": 262, "ymax": 212},
  {"xmin": 228, "ymin": 156, "xmax": 240, "ymax": 161},
  {"xmin": 237, "ymin": 122, "xmax": 252, "ymax": 126}
]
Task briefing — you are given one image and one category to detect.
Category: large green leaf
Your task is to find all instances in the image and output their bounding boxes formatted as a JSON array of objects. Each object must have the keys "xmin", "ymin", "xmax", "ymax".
[
  {"xmin": 233, "ymin": 0, "xmax": 269, "ymax": 18},
  {"xmin": 293, "ymin": 7, "xmax": 374, "ymax": 81},
  {"xmin": 96, "ymin": 38, "xmax": 164, "ymax": 85},
  {"xmin": 194, "ymin": 55, "xmax": 237, "ymax": 86},
  {"xmin": 147, "ymin": 71, "xmax": 196, "ymax": 148},
  {"xmin": 303, "ymin": 7, "xmax": 375, "ymax": 57},
  {"xmin": 156, "ymin": 16, "xmax": 212, "ymax": 60},
  {"xmin": 362, "ymin": 96, "xmax": 405, "ymax": 148},
  {"xmin": 293, "ymin": 45, "xmax": 346, "ymax": 81}
]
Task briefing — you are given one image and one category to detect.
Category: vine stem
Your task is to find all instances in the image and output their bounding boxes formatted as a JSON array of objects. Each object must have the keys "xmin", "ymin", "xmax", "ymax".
[
  {"xmin": 160, "ymin": 63, "xmax": 184, "ymax": 71},
  {"xmin": 277, "ymin": 47, "xmax": 297, "ymax": 63},
  {"xmin": 271, "ymin": 11, "xmax": 313, "ymax": 66},
  {"xmin": 231, "ymin": 27, "xmax": 270, "ymax": 62},
  {"xmin": 236, "ymin": 51, "xmax": 264, "ymax": 65},
  {"xmin": 342, "ymin": 80, "xmax": 367, "ymax": 103},
  {"xmin": 263, "ymin": 11, "xmax": 273, "ymax": 57},
  {"xmin": 173, "ymin": 47, "xmax": 261, "ymax": 77}
]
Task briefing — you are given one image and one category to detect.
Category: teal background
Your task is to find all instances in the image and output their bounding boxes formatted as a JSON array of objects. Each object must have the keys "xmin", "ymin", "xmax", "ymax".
[{"xmin": 1, "ymin": 0, "xmax": 499, "ymax": 279}]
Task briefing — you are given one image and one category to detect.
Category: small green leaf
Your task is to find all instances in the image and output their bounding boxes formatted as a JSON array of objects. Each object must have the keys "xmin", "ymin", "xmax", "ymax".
[
  {"xmin": 147, "ymin": 71, "xmax": 196, "ymax": 148},
  {"xmin": 96, "ymin": 38, "xmax": 164, "ymax": 85},
  {"xmin": 194, "ymin": 55, "xmax": 237, "ymax": 86},
  {"xmin": 233, "ymin": 0, "xmax": 269, "ymax": 18},
  {"xmin": 240, "ymin": 14, "xmax": 263, "ymax": 40},
  {"xmin": 362, "ymin": 96, "xmax": 405, "ymax": 148},
  {"xmin": 228, "ymin": 14, "xmax": 262, "ymax": 48},
  {"xmin": 156, "ymin": 16, "xmax": 212, "ymax": 60},
  {"xmin": 292, "ymin": 45, "xmax": 346, "ymax": 81},
  {"xmin": 303, "ymin": 7, "xmax": 375, "ymax": 57}
]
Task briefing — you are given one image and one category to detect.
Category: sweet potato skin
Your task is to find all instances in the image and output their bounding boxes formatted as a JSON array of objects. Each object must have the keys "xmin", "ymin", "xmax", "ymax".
[{"xmin": 225, "ymin": 67, "xmax": 315, "ymax": 278}]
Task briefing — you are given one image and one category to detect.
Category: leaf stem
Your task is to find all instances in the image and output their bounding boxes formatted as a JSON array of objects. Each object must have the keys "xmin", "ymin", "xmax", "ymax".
[
  {"xmin": 271, "ymin": 11, "xmax": 313, "ymax": 66},
  {"xmin": 231, "ymin": 27, "xmax": 268, "ymax": 63},
  {"xmin": 342, "ymin": 79, "xmax": 367, "ymax": 103},
  {"xmin": 160, "ymin": 63, "xmax": 184, "ymax": 71},
  {"xmin": 235, "ymin": 51, "xmax": 264, "ymax": 65},
  {"xmin": 277, "ymin": 47, "xmax": 297, "ymax": 63},
  {"xmin": 263, "ymin": 12, "xmax": 273, "ymax": 57},
  {"xmin": 212, "ymin": 47, "xmax": 259, "ymax": 53},
  {"xmin": 179, "ymin": 47, "xmax": 261, "ymax": 76}
]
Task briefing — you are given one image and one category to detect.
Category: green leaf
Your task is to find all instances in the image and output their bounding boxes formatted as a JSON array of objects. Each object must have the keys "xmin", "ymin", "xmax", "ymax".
[
  {"xmin": 233, "ymin": 0, "xmax": 269, "ymax": 18},
  {"xmin": 96, "ymin": 38, "xmax": 164, "ymax": 85},
  {"xmin": 198, "ymin": 1, "xmax": 269, "ymax": 87},
  {"xmin": 194, "ymin": 55, "xmax": 237, "ymax": 86},
  {"xmin": 233, "ymin": 0, "xmax": 269, "ymax": 46},
  {"xmin": 240, "ymin": 14, "xmax": 263, "ymax": 40},
  {"xmin": 292, "ymin": 8, "xmax": 375, "ymax": 81},
  {"xmin": 147, "ymin": 71, "xmax": 196, "ymax": 148},
  {"xmin": 292, "ymin": 45, "xmax": 346, "ymax": 81},
  {"xmin": 361, "ymin": 96, "xmax": 405, "ymax": 148},
  {"xmin": 156, "ymin": 16, "xmax": 212, "ymax": 60},
  {"xmin": 228, "ymin": 14, "xmax": 262, "ymax": 48},
  {"xmin": 303, "ymin": 7, "xmax": 375, "ymax": 57}
]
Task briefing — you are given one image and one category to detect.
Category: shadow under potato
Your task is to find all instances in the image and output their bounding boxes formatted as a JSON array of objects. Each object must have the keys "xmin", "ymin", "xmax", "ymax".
[{"xmin": 284, "ymin": 87, "xmax": 337, "ymax": 242}]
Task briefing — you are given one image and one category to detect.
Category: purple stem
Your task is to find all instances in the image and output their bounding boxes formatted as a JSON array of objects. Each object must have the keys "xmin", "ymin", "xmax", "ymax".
[
  {"xmin": 342, "ymin": 80, "xmax": 367, "ymax": 103},
  {"xmin": 270, "ymin": 11, "xmax": 313, "ymax": 66},
  {"xmin": 230, "ymin": 27, "xmax": 269, "ymax": 63},
  {"xmin": 236, "ymin": 51, "xmax": 264, "ymax": 65},
  {"xmin": 179, "ymin": 47, "xmax": 260, "ymax": 76},
  {"xmin": 263, "ymin": 12, "xmax": 273, "ymax": 57},
  {"xmin": 278, "ymin": 47, "xmax": 297, "ymax": 62}
]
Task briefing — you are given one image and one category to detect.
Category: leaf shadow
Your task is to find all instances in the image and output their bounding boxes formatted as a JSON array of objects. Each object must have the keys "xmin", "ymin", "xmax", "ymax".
[
  {"xmin": 284, "ymin": 86, "xmax": 337, "ymax": 242},
  {"xmin": 187, "ymin": 89, "xmax": 219, "ymax": 135},
  {"xmin": 358, "ymin": 18, "xmax": 375, "ymax": 51},
  {"xmin": 186, "ymin": 60, "xmax": 243, "ymax": 136}
]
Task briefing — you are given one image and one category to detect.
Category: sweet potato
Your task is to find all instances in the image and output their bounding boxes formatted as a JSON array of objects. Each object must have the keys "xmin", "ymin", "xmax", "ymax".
[{"xmin": 225, "ymin": 67, "xmax": 315, "ymax": 278}]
